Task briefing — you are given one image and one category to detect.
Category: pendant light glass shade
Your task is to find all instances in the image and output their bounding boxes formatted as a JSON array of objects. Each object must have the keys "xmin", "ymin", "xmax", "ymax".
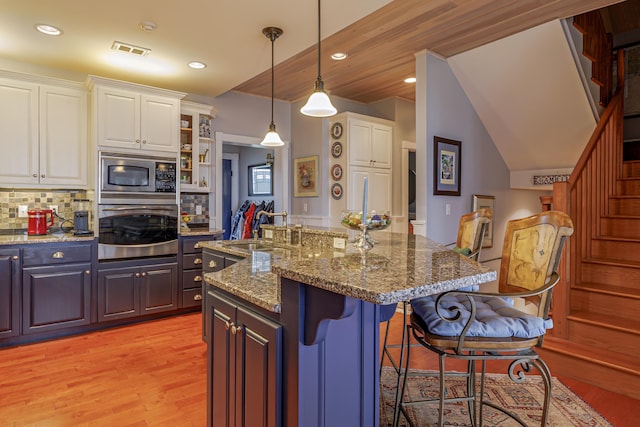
[
  {"xmin": 300, "ymin": 78, "xmax": 337, "ymax": 117},
  {"xmin": 261, "ymin": 27, "xmax": 285, "ymax": 147},
  {"xmin": 300, "ymin": 0, "xmax": 336, "ymax": 118},
  {"xmin": 261, "ymin": 122, "xmax": 285, "ymax": 146}
]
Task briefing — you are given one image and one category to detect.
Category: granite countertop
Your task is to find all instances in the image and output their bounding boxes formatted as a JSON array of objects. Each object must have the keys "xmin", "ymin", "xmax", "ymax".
[
  {"xmin": 0, "ymin": 232, "xmax": 96, "ymax": 245},
  {"xmin": 200, "ymin": 232, "xmax": 496, "ymax": 314}
]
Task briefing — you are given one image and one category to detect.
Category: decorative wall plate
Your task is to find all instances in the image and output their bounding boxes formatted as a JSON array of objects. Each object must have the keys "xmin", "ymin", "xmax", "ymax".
[
  {"xmin": 331, "ymin": 122, "xmax": 343, "ymax": 139},
  {"xmin": 331, "ymin": 141, "xmax": 343, "ymax": 159},
  {"xmin": 331, "ymin": 164, "xmax": 343, "ymax": 181},
  {"xmin": 331, "ymin": 183, "xmax": 343, "ymax": 200}
]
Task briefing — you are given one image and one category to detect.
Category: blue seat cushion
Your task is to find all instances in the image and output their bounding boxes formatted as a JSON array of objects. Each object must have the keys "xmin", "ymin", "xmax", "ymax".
[
  {"xmin": 379, "ymin": 303, "xmax": 398, "ymax": 322},
  {"xmin": 411, "ymin": 293, "xmax": 552, "ymax": 339}
]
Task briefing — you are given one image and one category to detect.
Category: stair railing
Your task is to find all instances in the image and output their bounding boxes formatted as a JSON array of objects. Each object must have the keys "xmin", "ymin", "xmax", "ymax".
[{"xmin": 551, "ymin": 49, "xmax": 625, "ymax": 339}]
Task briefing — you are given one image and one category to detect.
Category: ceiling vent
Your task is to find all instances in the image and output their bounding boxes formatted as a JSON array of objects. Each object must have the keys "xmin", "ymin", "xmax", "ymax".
[{"xmin": 111, "ymin": 41, "xmax": 151, "ymax": 56}]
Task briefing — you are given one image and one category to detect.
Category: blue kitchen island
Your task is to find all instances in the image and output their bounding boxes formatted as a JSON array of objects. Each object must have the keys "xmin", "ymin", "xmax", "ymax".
[{"xmin": 200, "ymin": 227, "xmax": 495, "ymax": 427}]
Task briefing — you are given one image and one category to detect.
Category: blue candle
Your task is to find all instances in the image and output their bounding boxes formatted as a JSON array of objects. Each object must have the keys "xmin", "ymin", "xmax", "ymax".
[{"xmin": 362, "ymin": 177, "xmax": 368, "ymax": 225}]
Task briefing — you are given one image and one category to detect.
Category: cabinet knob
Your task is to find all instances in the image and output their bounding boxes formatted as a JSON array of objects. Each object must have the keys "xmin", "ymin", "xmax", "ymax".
[
  {"xmin": 194, "ymin": 243, "xmax": 200, "ymax": 249},
  {"xmin": 32, "ymin": 173, "xmax": 38, "ymax": 178},
  {"xmin": 224, "ymin": 320, "xmax": 232, "ymax": 330},
  {"xmin": 231, "ymin": 324, "xmax": 243, "ymax": 335},
  {"xmin": 193, "ymin": 275, "xmax": 202, "ymax": 282},
  {"xmin": 12, "ymin": 255, "xmax": 18, "ymax": 261},
  {"xmin": 142, "ymin": 140, "xmax": 147, "ymax": 144},
  {"xmin": 135, "ymin": 272, "xmax": 141, "ymax": 278},
  {"xmin": 209, "ymin": 260, "xmax": 217, "ymax": 268},
  {"xmin": 193, "ymin": 294, "xmax": 202, "ymax": 301},
  {"xmin": 85, "ymin": 270, "xmax": 91, "ymax": 275},
  {"xmin": 41, "ymin": 174, "xmax": 46, "ymax": 178},
  {"xmin": 136, "ymin": 139, "xmax": 141, "ymax": 143},
  {"xmin": 141, "ymin": 272, "xmax": 147, "ymax": 277},
  {"xmin": 52, "ymin": 251, "xmax": 64, "ymax": 259},
  {"xmin": 194, "ymin": 258, "xmax": 202, "ymax": 265}
]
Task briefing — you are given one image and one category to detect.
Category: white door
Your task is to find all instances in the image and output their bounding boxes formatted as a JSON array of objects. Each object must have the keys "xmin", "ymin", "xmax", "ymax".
[
  {"xmin": 370, "ymin": 124, "xmax": 392, "ymax": 169},
  {"xmin": 141, "ymin": 95, "xmax": 179, "ymax": 153},
  {"xmin": 97, "ymin": 87, "xmax": 140, "ymax": 150},
  {"xmin": 348, "ymin": 119, "xmax": 372, "ymax": 167},
  {"xmin": 0, "ymin": 79, "xmax": 39, "ymax": 185},
  {"xmin": 39, "ymin": 85, "xmax": 87, "ymax": 187}
]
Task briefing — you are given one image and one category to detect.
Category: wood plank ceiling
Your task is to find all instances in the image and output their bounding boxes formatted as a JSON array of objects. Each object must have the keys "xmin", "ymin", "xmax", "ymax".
[{"xmin": 233, "ymin": 0, "xmax": 625, "ymax": 104}]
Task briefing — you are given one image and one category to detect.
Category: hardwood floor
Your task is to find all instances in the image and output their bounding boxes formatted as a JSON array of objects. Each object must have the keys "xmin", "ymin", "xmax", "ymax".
[
  {"xmin": 0, "ymin": 314, "xmax": 207, "ymax": 426},
  {"xmin": 0, "ymin": 311, "xmax": 637, "ymax": 426}
]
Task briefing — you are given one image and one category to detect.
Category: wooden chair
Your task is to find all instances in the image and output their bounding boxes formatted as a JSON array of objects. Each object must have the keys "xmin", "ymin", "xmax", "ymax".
[
  {"xmin": 380, "ymin": 208, "xmax": 492, "ymax": 425},
  {"xmin": 396, "ymin": 210, "xmax": 574, "ymax": 427}
]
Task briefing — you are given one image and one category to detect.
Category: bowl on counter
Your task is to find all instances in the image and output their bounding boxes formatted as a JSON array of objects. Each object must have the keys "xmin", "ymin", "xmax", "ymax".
[{"xmin": 340, "ymin": 210, "xmax": 391, "ymax": 231}]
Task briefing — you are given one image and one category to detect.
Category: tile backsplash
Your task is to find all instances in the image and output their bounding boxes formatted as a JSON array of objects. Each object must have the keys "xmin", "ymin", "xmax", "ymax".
[
  {"xmin": 0, "ymin": 189, "xmax": 92, "ymax": 231},
  {"xmin": 180, "ymin": 193, "xmax": 210, "ymax": 225}
]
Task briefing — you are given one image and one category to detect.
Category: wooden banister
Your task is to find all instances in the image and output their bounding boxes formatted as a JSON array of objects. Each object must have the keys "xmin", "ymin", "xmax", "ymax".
[{"xmin": 551, "ymin": 49, "xmax": 624, "ymax": 339}]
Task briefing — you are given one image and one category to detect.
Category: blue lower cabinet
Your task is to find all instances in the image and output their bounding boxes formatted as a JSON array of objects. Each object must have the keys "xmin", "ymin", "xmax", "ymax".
[{"xmin": 207, "ymin": 290, "xmax": 282, "ymax": 427}]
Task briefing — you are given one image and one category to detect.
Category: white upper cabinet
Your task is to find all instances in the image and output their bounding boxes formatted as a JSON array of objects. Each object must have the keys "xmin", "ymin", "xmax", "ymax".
[
  {"xmin": 88, "ymin": 76, "xmax": 184, "ymax": 155},
  {"xmin": 0, "ymin": 74, "xmax": 87, "ymax": 188},
  {"xmin": 348, "ymin": 118, "xmax": 392, "ymax": 169}
]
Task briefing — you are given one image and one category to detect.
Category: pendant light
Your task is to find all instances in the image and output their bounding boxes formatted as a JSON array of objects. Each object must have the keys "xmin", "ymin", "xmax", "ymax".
[
  {"xmin": 261, "ymin": 27, "xmax": 285, "ymax": 147},
  {"xmin": 300, "ymin": 0, "xmax": 337, "ymax": 117}
]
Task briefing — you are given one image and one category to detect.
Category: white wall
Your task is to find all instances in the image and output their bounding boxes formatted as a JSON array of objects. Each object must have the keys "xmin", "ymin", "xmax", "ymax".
[{"xmin": 418, "ymin": 51, "xmax": 549, "ymax": 262}]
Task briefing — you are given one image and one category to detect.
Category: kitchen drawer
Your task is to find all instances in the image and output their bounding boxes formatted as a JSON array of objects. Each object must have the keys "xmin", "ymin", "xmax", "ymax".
[
  {"xmin": 182, "ymin": 253, "xmax": 203, "ymax": 269},
  {"xmin": 182, "ymin": 288, "xmax": 203, "ymax": 308},
  {"xmin": 23, "ymin": 243, "xmax": 92, "ymax": 267},
  {"xmin": 182, "ymin": 239, "xmax": 204, "ymax": 254},
  {"xmin": 182, "ymin": 268, "xmax": 203, "ymax": 290},
  {"xmin": 202, "ymin": 252, "xmax": 225, "ymax": 273}
]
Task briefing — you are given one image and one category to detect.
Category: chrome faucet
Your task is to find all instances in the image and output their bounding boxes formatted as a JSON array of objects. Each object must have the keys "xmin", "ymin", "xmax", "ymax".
[{"xmin": 256, "ymin": 210, "xmax": 288, "ymax": 227}]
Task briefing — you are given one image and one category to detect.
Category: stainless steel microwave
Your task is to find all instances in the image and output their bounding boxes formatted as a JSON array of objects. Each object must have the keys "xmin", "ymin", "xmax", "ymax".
[{"xmin": 99, "ymin": 152, "xmax": 176, "ymax": 204}]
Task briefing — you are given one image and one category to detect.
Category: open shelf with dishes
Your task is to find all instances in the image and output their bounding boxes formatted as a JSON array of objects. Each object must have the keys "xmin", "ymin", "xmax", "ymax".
[{"xmin": 179, "ymin": 106, "xmax": 214, "ymax": 193}]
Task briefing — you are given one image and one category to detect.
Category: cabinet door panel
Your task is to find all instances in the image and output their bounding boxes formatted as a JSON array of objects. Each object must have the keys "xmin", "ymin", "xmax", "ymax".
[
  {"xmin": 39, "ymin": 85, "xmax": 87, "ymax": 186},
  {"xmin": 23, "ymin": 264, "xmax": 91, "ymax": 334},
  {"xmin": 98, "ymin": 267, "xmax": 139, "ymax": 321},
  {"xmin": 0, "ymin": 251, "xmax": 20, "ymax": 339},
  {"xmin": 236, "ymin": 305, "xmax": 282, "ymax": 427},
  {"xmin": 98, "ymin": 87, "xmax": 140, "ymax": 149},
  {"xmin": 348, "ymin": 119, "xmax": 372, "ymax": 166},
  {"xmin": 141, "ymin": 95, "xmax": 179, "ymax": 152},
  {"xmin": 140, "ymin": 263, "xmax": 177, "ymax": 314},
  {"xmin": 0, "ymin": 79, "xmax": 39, "ymax": 185},
  {"xmin": 208, "ymin": 292, "xmax": 236, "ymax": 427},
  {"xmin": 370, "ymin": 124, "xmax": 392, "ymax": 168},
  {"xmin": 369, "ymin": 169, "xmax": 392, "ymax": 213}
]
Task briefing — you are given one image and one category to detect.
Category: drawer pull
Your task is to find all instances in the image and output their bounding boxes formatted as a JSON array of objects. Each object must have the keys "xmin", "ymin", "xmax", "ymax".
[
  {"xmin": 193, "ymin": 294, "xmax": 202, "ymax": 301},
  {"xmin": 193, "ymin": 258, "xmax": 202, "ymax": 265},
  {"xmin": 224, "ymin": 320, "xmax": 232, "ymax": 330},
  {"xmin": 52, "ymin": 251, "xmax": 64, "ymax": 259},
  {"xmin": 209, "ymin": 260, "xmax": 217, "ymax": 268},
  {"xmin": 194, "ymin": 243, "xmax": 200, "ymax": 249},
  {"xmin": 231, "ymin": 324, "xmax": 243, "ymax": 335},
  {"xmin": 193, "ymin": 275, "xmax": 202, "ymax": 282},
  {"xmin": 85, "ymin": 270, "xmax": 91, "ymax": 275}
]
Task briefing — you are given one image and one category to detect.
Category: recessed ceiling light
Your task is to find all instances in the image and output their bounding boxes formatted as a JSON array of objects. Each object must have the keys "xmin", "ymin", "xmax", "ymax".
[
  {"xmin": 111, "ymin": 41, "xmax": 151, "ymax": 56},
  {"xmin": 404, "ymin": 77, "xmax": 416, "ymax": 83},
  {"xmin": 139, "ymin": 21, "xmax": 157, "ymax": 32},
  {"xmin": 331, "ymin": 52, "xmax": 348, "ymax": 61},
  {"xmin": 35, "ymin": 24, "xmax": 62, "ymax": 36},
  {"xmin": 188, "ymin": 61, "xmax": 207, "ymax": 69}
]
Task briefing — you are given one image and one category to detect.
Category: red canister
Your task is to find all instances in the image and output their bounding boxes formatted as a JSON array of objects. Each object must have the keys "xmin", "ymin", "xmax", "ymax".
[{"xmin": 27, "ymin": 209, "xmax": 54, "ymax": 235}]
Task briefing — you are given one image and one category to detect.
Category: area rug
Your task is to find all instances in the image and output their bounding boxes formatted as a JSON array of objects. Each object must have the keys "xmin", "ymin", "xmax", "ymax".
[{"xmin": 380, "ymin": 367, "xmax": 613, "ymax": 426}]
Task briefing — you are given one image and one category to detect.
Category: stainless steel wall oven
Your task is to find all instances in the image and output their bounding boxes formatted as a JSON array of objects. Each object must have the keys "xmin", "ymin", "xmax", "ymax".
[{"xmin": 98, "ymin": 204, "xmax": 178, "ymax": 260}]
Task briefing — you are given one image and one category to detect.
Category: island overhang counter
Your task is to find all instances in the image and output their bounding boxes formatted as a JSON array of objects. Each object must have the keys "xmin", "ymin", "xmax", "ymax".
[{"xmin": 200, "ymin": 230, "xmax": 496, "ymax": 427}]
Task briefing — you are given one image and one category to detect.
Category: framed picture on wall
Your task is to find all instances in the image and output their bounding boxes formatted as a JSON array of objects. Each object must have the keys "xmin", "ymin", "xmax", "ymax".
[
  {"xmin": 433, "ymin": 136, "xmax": 461, "ymax": 196},
  {"xmin": 294, "ymin": 155, "xmax": 319, "ymax": 197},
  {"xmin": 472, "ymin": 194, "xmax": 495, "ymax": 248}
]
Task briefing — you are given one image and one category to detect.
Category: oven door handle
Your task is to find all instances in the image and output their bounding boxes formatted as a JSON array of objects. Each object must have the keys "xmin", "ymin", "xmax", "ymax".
[{"xmin": 102, "ymin": 206, "xmax": 175, "ymax": 212}]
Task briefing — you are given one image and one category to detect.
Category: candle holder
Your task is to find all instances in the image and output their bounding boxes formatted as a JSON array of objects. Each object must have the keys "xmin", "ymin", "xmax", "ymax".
[{"xmin": 340, "ymin": 210, "xmax": 391, "ymax": 251}]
